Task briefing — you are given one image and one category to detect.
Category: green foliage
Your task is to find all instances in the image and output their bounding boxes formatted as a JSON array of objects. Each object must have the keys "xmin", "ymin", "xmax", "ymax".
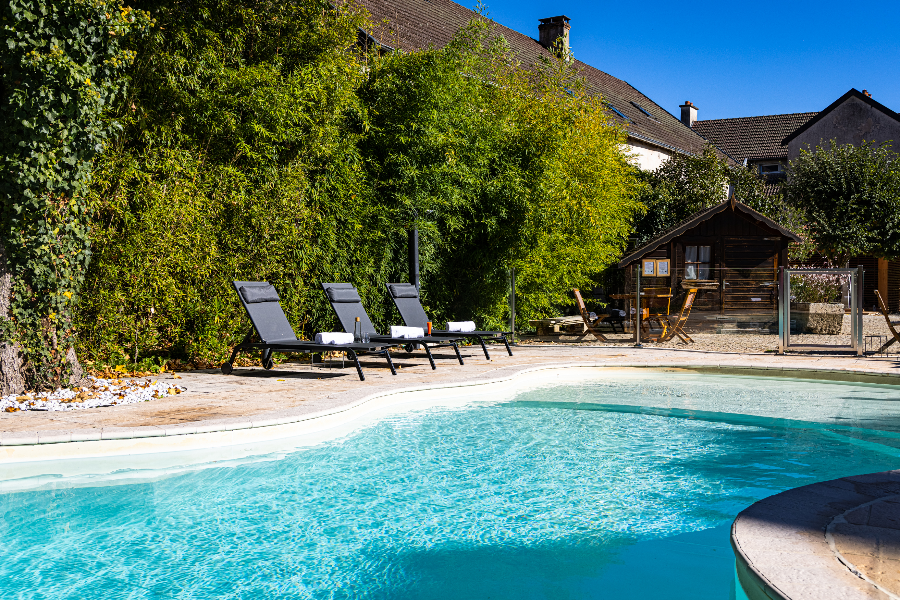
[
  {"xmin": 0, "ymin": 0, "xmax": 150, "ymax": 387},
  {"xmin": 784, "ymin": 141, "xmax": 900, "ymax": 266},
  {"xmin": 631, "ymin": 146, "xmax": 794, "ymax": 246},
  {"xmin": 77, "ymin": 0, "xmax": 392, "ymax": 366},
  {"xmin": 75, "ymin": 4, "xmax": 642, "ymax": 366},
  {"xmin": 360, "ymin": 21, "xmax": 642, "ymax": 326}
]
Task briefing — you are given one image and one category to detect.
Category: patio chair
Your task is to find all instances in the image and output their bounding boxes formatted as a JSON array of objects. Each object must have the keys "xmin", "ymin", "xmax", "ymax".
[
  {"xmin": 572, "ymin": 288, "xmax": 609, "ymax": 342},
  {"xmin": 322, "ymin": 283, "xmax": 464, "ymax": 369},
  {"xmin": 640, "ymin": 286, "xmax": 673, "ymax": 337},
  {"xmin": 874, "ymin": 290, "xmax": 900, "ymax": 353},
  {"xmin": 386, "ymin": 283, "xmax": 513, "ymax": 360},
  {"xmin": 658, "ymin": 288, "xmax": 698, "ymax": 344},
  {"xmin": 224, "ymin": 281, "xmax": 397, "ymax": 381}
]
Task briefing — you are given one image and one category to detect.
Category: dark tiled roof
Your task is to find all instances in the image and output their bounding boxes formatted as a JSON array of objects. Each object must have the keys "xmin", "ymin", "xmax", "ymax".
[
  {"xmin": 617, "ymin": 197, "xmax": 802, "ymax": 267},
  {"xmin": 691, "ymin": 112, "xmax": 817, "ymax": 162},
  {"xmin": 359, "ymin": 0, "xmax": 720, "ymax": 159}
]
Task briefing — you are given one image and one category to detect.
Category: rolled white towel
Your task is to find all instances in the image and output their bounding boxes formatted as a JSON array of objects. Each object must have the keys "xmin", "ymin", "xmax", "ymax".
[
  {"xmin": 447, "ymin": 321, "xmax": 476, "ymax": 332},
  {"xmin": 390, "ymin": 325, "xmax": 425, "ymax": 339},
  {"xmin": 315, "ymin": 332, "xmax": 354, "ymax": 345}
]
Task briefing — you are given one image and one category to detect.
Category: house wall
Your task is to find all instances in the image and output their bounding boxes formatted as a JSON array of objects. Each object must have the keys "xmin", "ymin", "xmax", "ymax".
[
  {"xmin": 626, "ymin": 138, "xmax": 672, "ymax": 171},
  {"xmin": 788, "ymin": 96, "xmax": 900, "ymax": 161}
]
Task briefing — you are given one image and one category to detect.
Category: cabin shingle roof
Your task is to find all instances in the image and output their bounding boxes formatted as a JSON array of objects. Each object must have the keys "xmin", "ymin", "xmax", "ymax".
[
  {"xmin": 617, "ymin": 197, "xmax": 802, "ymax": 268},
  {"xmin": 691, "ymin": 112, "xmax": 818, "ymax": 162},
  {"xmin": 360, "ymin": 0, "xmax": 720, "ymax": 159}
]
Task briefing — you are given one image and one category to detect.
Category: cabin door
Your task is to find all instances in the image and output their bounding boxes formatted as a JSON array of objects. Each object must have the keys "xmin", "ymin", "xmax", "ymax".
[{"xmin": 723, "ymin": 238, "xmax": 779, "ymax": 313}]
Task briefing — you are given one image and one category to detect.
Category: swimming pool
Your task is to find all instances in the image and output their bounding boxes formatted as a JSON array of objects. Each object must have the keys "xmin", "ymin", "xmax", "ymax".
[{"xmin": 3, "ymin": 369, "xmax": 900, "ymax": 599}]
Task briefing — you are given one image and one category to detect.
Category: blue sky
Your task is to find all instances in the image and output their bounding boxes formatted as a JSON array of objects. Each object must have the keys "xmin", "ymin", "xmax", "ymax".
[{"xmin": 462, "ymin": 0, "xmax": 900, "ymax": 121}]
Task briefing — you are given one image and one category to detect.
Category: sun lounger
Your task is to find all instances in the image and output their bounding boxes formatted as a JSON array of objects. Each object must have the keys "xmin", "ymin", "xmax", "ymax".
[
  {"xmin": 322, "ymin": 282, "xmax": 464, "ymax": 369},
  {"xmin": 386, "ymin": 283, "xmax": 513, "ymax": 359},
  {"xmin": 224, "ymin": 281, "xmax": 396, "ymax": 381}
]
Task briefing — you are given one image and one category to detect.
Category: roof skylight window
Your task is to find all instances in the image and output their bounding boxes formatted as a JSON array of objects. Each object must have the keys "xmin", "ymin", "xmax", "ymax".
[
  {"xmin": 630, "ymin": 101, "xmax": 655, "ymax": 120},
  {"xmin": 605, "ymin": 103, "xmax": 631, "ymax": 123}
]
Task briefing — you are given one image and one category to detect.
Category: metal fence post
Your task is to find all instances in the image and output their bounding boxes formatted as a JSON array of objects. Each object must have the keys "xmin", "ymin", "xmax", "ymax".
[
  {"xmin": 778, "ymin": 266, "xmax": 785, "ymax": 354},
  {"xmin": 634, "ymin": 263, "xmax": 642, "ymax": 347},
  {"xmin": 856, "ymin": 267, "xmax": 864, "ymax": 355},
  {"xmin": 508, "ymin": 268, "xmax": 516, "ymax": 342}
]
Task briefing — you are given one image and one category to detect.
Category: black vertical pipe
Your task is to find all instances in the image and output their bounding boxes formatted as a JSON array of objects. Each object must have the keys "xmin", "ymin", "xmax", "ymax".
[{"xmin": 408, "ymin": 226, "xmax": 419, "ymax": 290}]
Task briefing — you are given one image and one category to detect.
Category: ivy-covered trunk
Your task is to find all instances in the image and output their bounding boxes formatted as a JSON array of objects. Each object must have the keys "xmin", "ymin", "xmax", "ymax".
[
  {"xmin": 0, "ymin": 0, "xmax": 150, "ymax": 392},
  {"xmin": 0, "ymin": 241, "xmax": 25, "ymax": 395}
]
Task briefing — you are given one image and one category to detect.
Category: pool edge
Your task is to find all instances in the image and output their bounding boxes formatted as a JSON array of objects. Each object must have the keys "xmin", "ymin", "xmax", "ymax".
[{"xmin": 732, "ymin": 470, "xmax": 900, "ymax": 600}]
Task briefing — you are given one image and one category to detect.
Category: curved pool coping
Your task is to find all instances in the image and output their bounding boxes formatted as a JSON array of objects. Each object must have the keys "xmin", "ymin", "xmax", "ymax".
[
  {"xmin": 2, "ymin": 361, "xmax": 900, "ymax": 465},
  {"xmin": 733, "ymin": 470, "xmax": 900, "ymax": 600}
]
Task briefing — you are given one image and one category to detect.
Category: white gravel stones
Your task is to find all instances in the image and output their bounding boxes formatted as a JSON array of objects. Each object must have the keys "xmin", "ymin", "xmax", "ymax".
[{"xmin": 0, "ymin": 377, "xmax": 187, "ymax": 412}]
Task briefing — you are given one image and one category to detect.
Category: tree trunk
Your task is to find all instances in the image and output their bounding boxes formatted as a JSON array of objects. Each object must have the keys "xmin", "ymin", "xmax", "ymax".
[{"xmin": 0, "ymin": 241, "xmax": 25, "ymax": 395}]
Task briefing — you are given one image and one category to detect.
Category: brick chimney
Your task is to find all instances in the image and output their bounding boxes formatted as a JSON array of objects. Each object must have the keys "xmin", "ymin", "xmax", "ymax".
[
  {"xmin": 538, "ymin": 16, "xmax": 570, "ymax": 55},
  {"xmin": 679, "ymin": 101, "xmax": 698, "ymax": 126}
]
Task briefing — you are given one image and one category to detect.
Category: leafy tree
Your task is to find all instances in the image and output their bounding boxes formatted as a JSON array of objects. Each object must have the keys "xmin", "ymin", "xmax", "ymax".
[
  {"xmin": 784, "ymin": 141, "xmax": 900, "ymax": 266},
  {"xmin": 631, "ymin": 145, "xmax": 790, "ymax": 246},
  {"xmin": 75, "ymin": 6, "xmax": 643, "ymax": 369},
  {"xmin": 360, "ymin": 20, "xmax": 643, "ymax": 326},
  {"xmin": 0, "ymin": 0, "xmax": 151, "ymax": 393},
  {"xmin": 77, "ymin": 0, "xmax": 389, "ymax": 368}
]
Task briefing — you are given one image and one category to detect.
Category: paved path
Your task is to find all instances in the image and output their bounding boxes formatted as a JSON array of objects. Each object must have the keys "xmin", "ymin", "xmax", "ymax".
[{"xmin": 3, "ymin": 344, "xmax": 900, "ymax": 440}]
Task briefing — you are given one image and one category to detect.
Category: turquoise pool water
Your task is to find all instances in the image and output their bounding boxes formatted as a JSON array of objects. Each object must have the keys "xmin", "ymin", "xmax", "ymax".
[{"xmin": 4, "ymin": 371, "xmax": 900, "ymax": 599}]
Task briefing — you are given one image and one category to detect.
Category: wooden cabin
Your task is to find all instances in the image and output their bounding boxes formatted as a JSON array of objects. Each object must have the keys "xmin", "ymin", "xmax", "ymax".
[{"xmin": 617, "ymin": 196, "xmax": 801, "ymax": 333}]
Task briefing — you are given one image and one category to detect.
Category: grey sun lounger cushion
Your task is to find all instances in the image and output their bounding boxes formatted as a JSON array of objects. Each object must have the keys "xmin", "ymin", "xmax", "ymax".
[
  {"xmin": 388, "ymin": 284, "xmax": 419, "ymax": 298},
  {"xmin": 240, "ymin": 284, "xmax": 280, "ymax": 304},
  {"xmin": 326, "ymin": 287, "xmax": 362, "ymax": 303}
]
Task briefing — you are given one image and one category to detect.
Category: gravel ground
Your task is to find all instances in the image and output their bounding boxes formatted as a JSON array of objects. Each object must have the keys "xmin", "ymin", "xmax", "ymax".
[
  {"xmin": 522, "ymin": 313, "xmax": 900, "ymax": 354},
  {"xmin": 1, "ymin": 377, "xmax": 187, "ymax": 412}
]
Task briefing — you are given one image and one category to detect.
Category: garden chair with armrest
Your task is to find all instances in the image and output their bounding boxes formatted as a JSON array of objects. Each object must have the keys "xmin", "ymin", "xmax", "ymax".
[
  {"xmin": 572, "ymin": 288, "xmax": 609, "ymax": 342},
  {"xmin": 658, "ymin": 288, "xmax": 698, "ymax": 344},
  {"xmin": 386, "ymin": 283, "xmax": 512, "ymax": 360},
  {"xmin": 224, "ymin": 281, "xmax": 397, "ymax": 381},
  {"xmin": 874, "ymin": 290, "xmax": 900, "ymax": 354}
]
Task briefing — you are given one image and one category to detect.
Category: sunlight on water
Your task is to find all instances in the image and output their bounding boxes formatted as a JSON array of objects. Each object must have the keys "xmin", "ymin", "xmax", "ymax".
[{"xmin": 3, "ymin": 372, "xmax": 900, "ymax": 599}]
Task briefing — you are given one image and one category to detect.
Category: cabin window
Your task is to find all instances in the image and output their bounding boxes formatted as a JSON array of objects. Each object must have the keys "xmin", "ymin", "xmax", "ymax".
[{"xmin": 685, "ymin": 245, "xmax": 711, "ymax": 280}]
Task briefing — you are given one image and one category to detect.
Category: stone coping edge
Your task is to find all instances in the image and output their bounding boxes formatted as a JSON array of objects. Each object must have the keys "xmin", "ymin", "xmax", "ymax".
[
  {"xmin": 2, "ymin": 361, "xmax": 900, "ymax": 450},
  {"xmin": 826, "ymin": 494, "xmax": 900, "ymax": 599},
  {"xmin": 732, "ymin": 470, "xmax": 900, "ymax": 600}
]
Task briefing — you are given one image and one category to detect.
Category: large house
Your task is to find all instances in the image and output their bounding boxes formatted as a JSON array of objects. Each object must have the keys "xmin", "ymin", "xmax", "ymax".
[
  {"xmin": 691, "ymin": 89, "xmax": 900, "ymax": 310},
  {"xmin": 691, "ymin": 89, "xmax": 900, "ymax": 183},
  {"xmin": 358, "ymin": 0, "xmax": 721, "ymax": 170}
]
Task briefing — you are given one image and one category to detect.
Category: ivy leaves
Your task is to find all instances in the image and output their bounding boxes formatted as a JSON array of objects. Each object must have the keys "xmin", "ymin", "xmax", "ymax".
[{"xmin": 0, "ymin": 0, "xmax": 150, "ymax": 389}]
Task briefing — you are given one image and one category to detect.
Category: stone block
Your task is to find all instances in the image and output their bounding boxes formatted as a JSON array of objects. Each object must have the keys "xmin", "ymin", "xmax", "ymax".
[{"xmin": 791, "ymin": 302, "xmax": 844, "ymax": 334}]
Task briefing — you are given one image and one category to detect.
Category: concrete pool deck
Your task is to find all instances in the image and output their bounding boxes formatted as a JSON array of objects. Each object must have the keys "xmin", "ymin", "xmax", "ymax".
[
  {"xmin": 5, "ymin": 343, "xmax": 900, "ymax": 598},
  {"xmin": 3, "ymin": 344, "xmax": 900, "ymax": 445}
]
